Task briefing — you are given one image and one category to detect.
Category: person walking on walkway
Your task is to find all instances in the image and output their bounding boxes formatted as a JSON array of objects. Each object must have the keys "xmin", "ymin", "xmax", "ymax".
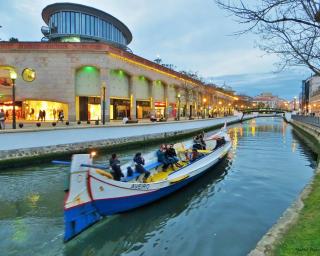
[
  {"xmin": 38, "ymin": 110, "xmax": 42, "ymax": 121},
  {"xmin": 43, "ymin": 110, "xmax": 46, "ymax": 121},
  {"xmin": 0, "ymin": 109, "xmax": 5, "ymax": 130}
]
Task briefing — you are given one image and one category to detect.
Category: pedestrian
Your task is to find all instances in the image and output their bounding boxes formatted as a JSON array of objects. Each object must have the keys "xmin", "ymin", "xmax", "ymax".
[
  {"xmin": 0, "ymin": 109, "xmax": 5, "ymax": 130},
  {"xmin": 38, "ymin": 110, "xmax": 42, "ymax": 121},
  {"xmin": 43, "ymin": 110, "xmax": 46, "ymax": 121},
  {"xmin": 59, "ymin": 110, "xmax": 64, "ymax": 122}
]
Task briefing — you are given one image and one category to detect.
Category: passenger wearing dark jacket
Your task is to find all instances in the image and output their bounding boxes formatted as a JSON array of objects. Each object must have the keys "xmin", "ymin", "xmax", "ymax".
[
  {"xmin": 133, "ymin": 152, "xmax": 150, "ymax": 180},
  {"xmin": 157, "ymin": 145, "xmax": 170, "ymax": 170},
  {"xmin": 199, "ymin": 134, "xmax": 206, "ymax": 150},
  {"xmin": 109, "ymin": 153, "xmax": 124, "ymax": 181},
  {"xmin": 166, "ymin": 144, "xmax": 182, "ymax": 167}
]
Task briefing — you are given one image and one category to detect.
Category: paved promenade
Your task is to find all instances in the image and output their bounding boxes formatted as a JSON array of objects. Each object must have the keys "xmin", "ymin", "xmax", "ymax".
[
  {"xmin": 0, "ymin": 116, "xmax": 242, "ymax": 151},
  {"xmin": 0, "ymin": 115, "xmax": 258, "ymax": 167}
]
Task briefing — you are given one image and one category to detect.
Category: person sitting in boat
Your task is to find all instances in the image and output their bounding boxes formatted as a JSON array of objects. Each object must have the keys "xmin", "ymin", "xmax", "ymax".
[
  {"xmin": 199, "ymin": 133, "xmax": 206, "ymax": 150},
  {"xmin": 166, "ymin": 144, "xmax": 182, "ymax": 167},
  {"xmin": 109, "ymin": 153, "xmax": 124, "ymax": 181},
  {"xmin": 193, "ymin": 136, "xmax": 202, "ymax": 150},
  {"xmin": 157, "ymin": 145, "xmax": 170, "ymax": 171},
  {"xmin": 190, "ymin": 148, "xmax": 204, "ymax": 162},
  {"xmin": 133, "ymin": 152, "xmax": 150, "ymax": 181},
  {"xmin": 214, "ymin": 136, "xmax": 226, "ymax": 150}
]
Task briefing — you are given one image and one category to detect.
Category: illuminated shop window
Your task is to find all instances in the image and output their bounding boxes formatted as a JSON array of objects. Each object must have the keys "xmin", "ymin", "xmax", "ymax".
[{"xmin": 23, "ymin": 100, "xmax": 68, "ymax": 121}]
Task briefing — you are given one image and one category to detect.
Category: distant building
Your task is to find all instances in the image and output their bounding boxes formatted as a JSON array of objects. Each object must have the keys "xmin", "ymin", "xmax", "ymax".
[
  {"xmin": 235, "ymin": 94, "xmax": 253, "ymax": 109},
  {"xmin": 252, "ymin": 92, "xmax": 287, "ymax": 109},
  {"xmin": 306, "ymin": 76, "xmax": 320, "ymax": 115},
  {"xmin": 301, "ymin": 79, "xmax": 310, "ymax": 114}
]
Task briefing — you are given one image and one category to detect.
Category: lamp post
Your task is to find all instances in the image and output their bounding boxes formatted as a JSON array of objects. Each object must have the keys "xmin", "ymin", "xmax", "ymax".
[
  {"xmin": 293, "ymin": 96, "xmax": 297, "ymax": 111},
  {"xmin": 102, "ymin": 85, "xmax": 106, "ymax": 125},
  {"xmin": 177, "ymin": 93, "xmax": 181, "ymax": 121},
  {"xmin": 10, "ymin": 71, "xmax": 17, "ymax": 129},
  {"xmin": 203, "ymin": 98, "xmax": 207, "ymax": 119}
]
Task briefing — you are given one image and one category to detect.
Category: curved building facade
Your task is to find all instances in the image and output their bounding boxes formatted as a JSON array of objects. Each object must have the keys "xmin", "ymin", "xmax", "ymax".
[{"xmin": 41, "ymin": 3, "xmax": 132, "ymax": 49}]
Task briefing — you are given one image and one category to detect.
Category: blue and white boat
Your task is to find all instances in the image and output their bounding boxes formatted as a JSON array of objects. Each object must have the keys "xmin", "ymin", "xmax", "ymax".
[{"xmin": 63, "ymin": 124, "xmax": 231, "ymax": 242}]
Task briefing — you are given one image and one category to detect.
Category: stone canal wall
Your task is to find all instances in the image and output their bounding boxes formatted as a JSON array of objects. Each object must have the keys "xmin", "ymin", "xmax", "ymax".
[
  {"xmin": 249, "ymin": 118, "xmax": 320, "ymax": 256},
  {"xmin": 0, "ymin": 115, "xmax": 255, "ymax": 169}
]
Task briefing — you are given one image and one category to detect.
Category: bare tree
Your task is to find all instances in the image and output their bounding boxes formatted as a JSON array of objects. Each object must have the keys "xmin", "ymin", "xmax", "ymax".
[{"xmin": 216, "ymin": 0, "xmax": 320, "ymax": 74}]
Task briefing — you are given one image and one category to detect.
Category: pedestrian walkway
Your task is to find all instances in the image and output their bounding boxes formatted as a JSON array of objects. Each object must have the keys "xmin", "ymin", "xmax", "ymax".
[
  {"xmin": 0, "ymin": 116, "xmax": 243, "ymax": 151},
  {"xmin": 0, "ymin": 116, "xmax": 210, "ymax": 132}
]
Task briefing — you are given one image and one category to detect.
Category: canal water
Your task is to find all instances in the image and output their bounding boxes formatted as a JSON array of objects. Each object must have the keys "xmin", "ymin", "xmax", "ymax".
[{"xmin": 0, "ymin": 118, "xmax": 317, "ymax": 256}]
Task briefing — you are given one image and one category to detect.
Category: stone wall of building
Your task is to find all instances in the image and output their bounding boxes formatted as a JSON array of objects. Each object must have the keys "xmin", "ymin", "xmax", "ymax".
[{"xmin": 0, "ymin": 42, "xmax": 236, "ymax": 121}]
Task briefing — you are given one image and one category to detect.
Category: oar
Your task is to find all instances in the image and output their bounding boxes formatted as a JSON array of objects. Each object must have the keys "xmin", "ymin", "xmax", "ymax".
[
  {"xmin": 52, "ymin": 160, "xmax": 71, "ymax": 165},
  {"xmin": 52, "ymin": 160, "xmax": 110, "ymax": 170},
  {"xmin": 81, "ymin": 164, "xmax": 110, "ymax": 170}
]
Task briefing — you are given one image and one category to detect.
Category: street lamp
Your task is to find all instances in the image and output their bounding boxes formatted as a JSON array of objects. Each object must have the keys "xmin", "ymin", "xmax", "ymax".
[
  {"xmin": 203, "ymin": 98, "xmax": 207, "ymax": 118},
  {"xmin": 102, "ymin": 85, "xmax": 106, "ymax": 125},
  {"xmin": 10, "ymin": 70, "xmax": 17, "ymax": 129},
  {"xmin": 177, "ymin": 93, "xmax": 181, "ymax": 121}
]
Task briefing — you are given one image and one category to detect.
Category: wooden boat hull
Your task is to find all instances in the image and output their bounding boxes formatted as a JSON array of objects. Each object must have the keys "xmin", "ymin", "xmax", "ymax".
[{"xmin": 64, "ymin": 131, "xmax": 231, "ymax": 242}]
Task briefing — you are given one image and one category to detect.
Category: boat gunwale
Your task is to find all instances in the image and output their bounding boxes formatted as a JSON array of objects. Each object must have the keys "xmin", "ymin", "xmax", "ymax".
[{"xmin": 89, "ymin": 140, "xmax": 231, "ymax": 188}]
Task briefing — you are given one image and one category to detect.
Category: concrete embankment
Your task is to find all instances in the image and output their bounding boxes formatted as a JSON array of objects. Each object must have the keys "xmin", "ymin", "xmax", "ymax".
[
  {"xmin": 249, "ymin": 117, "xmax": 320, "ymax": 256},
  {"xmin": 0, "ymin": 115, "xmax": 254, "ymax": 169}
]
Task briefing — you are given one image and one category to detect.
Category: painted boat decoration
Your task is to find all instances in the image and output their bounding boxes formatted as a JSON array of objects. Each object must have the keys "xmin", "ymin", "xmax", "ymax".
[{"xmin": 63, "ymin": 124, "xmax": 232, "ymax": 242}]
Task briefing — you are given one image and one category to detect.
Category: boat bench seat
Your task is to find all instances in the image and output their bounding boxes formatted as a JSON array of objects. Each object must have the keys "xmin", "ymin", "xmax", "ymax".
[{"xmin": 122, "ymin": 162, "xmax": 162, "ymax": 182}]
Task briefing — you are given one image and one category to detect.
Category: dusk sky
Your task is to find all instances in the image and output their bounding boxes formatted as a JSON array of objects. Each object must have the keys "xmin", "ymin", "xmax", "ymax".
[{"xmin": 0, "ymin": 0, "xmax": 311, "ymax": 99}]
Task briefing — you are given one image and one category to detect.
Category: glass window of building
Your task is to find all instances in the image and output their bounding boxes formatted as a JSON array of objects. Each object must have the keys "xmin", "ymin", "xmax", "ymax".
[
  {"xmin": 63, "ymin": 12, "xmax": 66, "ymax": 33},
  {"xmin": 42, "ymin": 3, "xmax": 132, "ymax": 48},
  {"xmin": 58, "ymin": 12, "xmax": 62, "ymax": 34},
  {"xmin": 90, "ymin": 16, "xmax": 94, "ymax": 36},
  {"xmin": 75, "ymin": 12, "xmax": 80, "ymax": 34},
  {"xmin": 66, "ymin": 12, "xmax": 71, "ymax": 34},
  {"xmin": 70, "ymin": 12, "xmax": 75, "ymax": 34},
  {"xmin": 81, "ymin": 13, "xmax": 85, "ymax": 34},
  {"xmin": 98, "ymin": 19, "xmax": 102, "ymax": 37},
  {"xmin": 85, "ymin": 15, "xmax": 90, "ymax": 35},
  {"xmin": 94, "ymin": 17, "xmax": 98, "ymax": 36}
]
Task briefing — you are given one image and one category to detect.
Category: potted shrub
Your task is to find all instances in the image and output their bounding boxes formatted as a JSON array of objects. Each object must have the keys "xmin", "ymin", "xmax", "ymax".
[
  {"xmin": 18, "ymin": 123, "xmax": 24, "ymax": 128},
  {"xmin": 95, "ymin": 120, "xmax": 99, "ymax": 125},
  {"xmin": 36, "ymin": 122, "xmax": 41, "ymax": 127},
  {"xmin": 66, "ymin": 121, "xmax": 70, "ymax": 125},
  {"xmin": 52, "ymin": 122, "xmax": 56, "ymax": 127},
  {"xmin": 77, "ymin": 121, "xmax": 81, "ymax": 125},
  {"xmin": 87, "ymin": 121, "xmax": 91, "ymax": 124}
]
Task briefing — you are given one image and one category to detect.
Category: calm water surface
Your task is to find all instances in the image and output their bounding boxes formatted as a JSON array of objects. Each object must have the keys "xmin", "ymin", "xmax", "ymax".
[{"xmin": 0, "ymin": 118, "xmax": 317, "ymax": 256}]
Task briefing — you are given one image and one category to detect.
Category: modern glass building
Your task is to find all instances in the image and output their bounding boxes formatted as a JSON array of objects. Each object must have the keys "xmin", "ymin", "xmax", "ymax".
[{"xmin": 41, "ymin": 3, "xmax": 132, "ymax": 50}]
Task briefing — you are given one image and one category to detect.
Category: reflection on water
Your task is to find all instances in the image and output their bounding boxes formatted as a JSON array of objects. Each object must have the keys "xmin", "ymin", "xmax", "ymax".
[
  {"xmin": 65, "ymin": 158, "xmax": 231, "ymax": 256},
  {"xmin": 0, "ymin": 117, "xmax": 317, "ymax": 256}
]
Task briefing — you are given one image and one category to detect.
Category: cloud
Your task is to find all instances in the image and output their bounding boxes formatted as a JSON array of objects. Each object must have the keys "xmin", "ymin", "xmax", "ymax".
[
  {"xmin": 0, "ymin": 0, "xmax": 312, "ymax": 99},
  {"xmin": 208, "ymin": 69, "xmax": 310, "ymax": 99}
]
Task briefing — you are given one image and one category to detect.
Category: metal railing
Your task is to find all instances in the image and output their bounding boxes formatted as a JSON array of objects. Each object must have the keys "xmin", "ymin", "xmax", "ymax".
[{"xmin": 292, "ymin": 115, "xmax": 320, "ymax": 128}]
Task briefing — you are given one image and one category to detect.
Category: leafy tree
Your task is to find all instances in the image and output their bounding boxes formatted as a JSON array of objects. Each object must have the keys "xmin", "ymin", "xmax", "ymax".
[{"xmin": 216, "ymin": 0, "xmax": 320, "ymax": 74}]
